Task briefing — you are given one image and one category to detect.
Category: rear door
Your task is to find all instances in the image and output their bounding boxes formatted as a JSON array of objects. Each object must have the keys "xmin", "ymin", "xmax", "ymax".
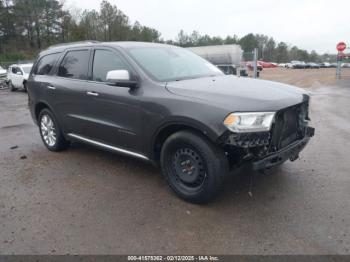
[{"xmin": 45, "ymin": 49, "xmax": 92, "ymax": 136}]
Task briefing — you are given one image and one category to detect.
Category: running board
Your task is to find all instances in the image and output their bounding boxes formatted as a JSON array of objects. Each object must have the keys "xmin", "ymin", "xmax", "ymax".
[{"xmin": 67, "ymin": 133, "xmax": 149, "ymax": 161}]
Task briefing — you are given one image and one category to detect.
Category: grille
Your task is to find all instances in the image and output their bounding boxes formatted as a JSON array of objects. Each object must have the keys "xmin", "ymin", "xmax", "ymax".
[{"xmin": 269, "ymin": 102, "xmax": 308, "ymax": 152}]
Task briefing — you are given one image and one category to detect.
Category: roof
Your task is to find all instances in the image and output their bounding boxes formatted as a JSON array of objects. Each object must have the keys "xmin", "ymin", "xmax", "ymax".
[
  {"xmin": 8, "ymin": 63, "xmax": 33, "ymax": 67},
  {"xmin": 40, "ymin": 41, "xmax": 179, "ymax": 55},
  {"xmin": 46, "ymin": 41, "xmax": 172, "ymax": 53}
]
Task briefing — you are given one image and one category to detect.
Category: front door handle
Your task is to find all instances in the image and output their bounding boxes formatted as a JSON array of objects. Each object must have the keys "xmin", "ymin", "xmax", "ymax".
[{"xmin": 87, "ymin": 91, "xmax": 99, "ymax": 97}]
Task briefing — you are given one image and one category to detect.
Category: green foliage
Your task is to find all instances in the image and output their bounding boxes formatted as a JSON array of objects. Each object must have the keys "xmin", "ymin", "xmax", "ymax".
[
  {"xmin": 0, "ymin": 0, "xmax": 161, "ymax": 55},
  {"xmin": 275, "ymin": 42, "xmax": 289, "ymax": 63},
  {"xmin": 0, "ymin": 52, "xmax": 25, "ymax": 62},
  {"xmin": 239, "ymin": 33, "xmax": 259, "ymax": 52},
  {"xmin": 175, "ymin": 30, "xmax": 238, "ymax": 47}
]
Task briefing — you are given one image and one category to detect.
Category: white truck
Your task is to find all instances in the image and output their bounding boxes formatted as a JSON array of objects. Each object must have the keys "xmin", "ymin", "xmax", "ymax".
[
  {"xmin": 0, "ymin": 66, "xmax": 7, "ymax": 89},
  {"xmin": 6, "ymin": 63, "xmax": 33, "ymax": 91},
  {"xmin": 187, "ymin": 45, "xmax": 248, "ymax": 76}
]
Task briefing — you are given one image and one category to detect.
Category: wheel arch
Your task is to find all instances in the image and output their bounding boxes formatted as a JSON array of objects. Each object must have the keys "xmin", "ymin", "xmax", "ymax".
[
  {"xmin": 34, "ymin": 101, "xmax": 53, "ymax": 121},
  {"xmin": 150, "ymin": 119, "xmax": 222, "ymax": 163}
]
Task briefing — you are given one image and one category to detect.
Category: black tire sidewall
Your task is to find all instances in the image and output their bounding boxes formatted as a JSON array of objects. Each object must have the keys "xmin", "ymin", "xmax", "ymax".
[
  {"xmin": 9, "ymin": 81, "xmax": 16, "ymax": 91},
  {"xmin": 161, "ymin": 131, "xmax": 228, "ymax": 203}
]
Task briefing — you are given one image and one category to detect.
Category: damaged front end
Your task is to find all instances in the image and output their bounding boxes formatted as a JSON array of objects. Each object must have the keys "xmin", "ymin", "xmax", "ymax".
[{"xmin": 221, "ymin": 101, "xmax": 315, "ymax": 170}]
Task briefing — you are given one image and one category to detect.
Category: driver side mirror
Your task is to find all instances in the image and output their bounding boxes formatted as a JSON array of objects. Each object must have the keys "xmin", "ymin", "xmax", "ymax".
[{"xmin": 106, "ymin": 70, "xmax": 138, "ymax": 88}]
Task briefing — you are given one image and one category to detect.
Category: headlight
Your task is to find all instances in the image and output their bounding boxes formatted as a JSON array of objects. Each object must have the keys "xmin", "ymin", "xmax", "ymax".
[{"xmin": 224, "ymin": 112, "xmax": 275, "ymax": 133}]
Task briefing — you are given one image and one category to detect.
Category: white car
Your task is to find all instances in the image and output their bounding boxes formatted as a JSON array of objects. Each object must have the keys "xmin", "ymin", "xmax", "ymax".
[
  {"xmin": 285, "ymin": 63, "xmax": 293, "ymax": 69},
  {"xmin": 0, "ymin": 66, "xmax": 7, "ymax": 89},
  {"xmin": 0, "ymin": 66, "xmax": 7, "ymax": 77},
  {"xmin": 7, "ymin": 64, "xmax": 33, "ymax": 92}
]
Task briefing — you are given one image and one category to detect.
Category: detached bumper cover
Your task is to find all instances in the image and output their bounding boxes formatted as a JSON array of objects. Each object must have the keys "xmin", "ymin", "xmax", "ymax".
[{"xmin": 252, "ymin": 126, "xmax": 315, "ymax": 170}]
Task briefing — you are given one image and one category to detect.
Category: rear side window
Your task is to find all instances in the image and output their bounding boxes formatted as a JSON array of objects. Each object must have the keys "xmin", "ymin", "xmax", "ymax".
[
  {"xmin": 92, "ymin": 50, "xmax": 130, "ymax": 82},
  {"xmin": 58, "ymin": 50, "xmax": 90, "ymax": 80},
  {"xmin": 34, "ymin": 53, "xmax": 61, "ymax": 75}
]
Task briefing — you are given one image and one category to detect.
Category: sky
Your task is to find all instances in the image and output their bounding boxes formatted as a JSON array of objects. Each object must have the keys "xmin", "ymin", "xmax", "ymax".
[{"xmin": 65, "ymin": 0, "xmax": 349, "ymax": 54}]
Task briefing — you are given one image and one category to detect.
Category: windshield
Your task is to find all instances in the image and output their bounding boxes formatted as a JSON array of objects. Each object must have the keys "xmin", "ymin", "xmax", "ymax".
[
  {"xmin": 127, "ymin": 46, "xmax": 223, "ymax": 82},
  {"xmin": 21, "ymin": 66, "xmax": 32, "ymax": 74}
]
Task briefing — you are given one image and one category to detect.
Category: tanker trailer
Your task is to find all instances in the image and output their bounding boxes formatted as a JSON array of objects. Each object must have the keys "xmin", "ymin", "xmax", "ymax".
[{"xmin": 187, "ymin": 45, "xmax": 247, "ymax": 76}]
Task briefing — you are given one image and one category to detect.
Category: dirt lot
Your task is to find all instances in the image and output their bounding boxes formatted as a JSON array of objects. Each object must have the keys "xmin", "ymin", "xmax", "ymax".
[
  {"xmin": 260, "ymin": 67, "xmax": 350, "ymax": 88},
  {"xmin": 0, "ymin": 69, "xmax": 349, "ymax": 255}
]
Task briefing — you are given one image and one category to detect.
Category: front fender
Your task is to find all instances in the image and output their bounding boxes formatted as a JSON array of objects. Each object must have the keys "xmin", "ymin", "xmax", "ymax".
[{"xmin": 147, "ymin": 116, "xmax": 227, "ymax": 161}]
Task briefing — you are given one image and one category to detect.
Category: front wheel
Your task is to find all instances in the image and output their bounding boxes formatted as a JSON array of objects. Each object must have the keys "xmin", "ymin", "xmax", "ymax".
[
  {"xmin": 9, "ymin": 81, "xmax": 17, "ymax": 92},
  {"xmin": 160, "ymin": 131, "xmax": 229, "ymax": 203}
]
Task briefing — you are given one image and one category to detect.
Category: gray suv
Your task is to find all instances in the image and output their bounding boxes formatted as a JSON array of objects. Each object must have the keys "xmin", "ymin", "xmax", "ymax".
[{"xmin": 27, "ymin": 41, "xmax": 314, "ymax": 203}]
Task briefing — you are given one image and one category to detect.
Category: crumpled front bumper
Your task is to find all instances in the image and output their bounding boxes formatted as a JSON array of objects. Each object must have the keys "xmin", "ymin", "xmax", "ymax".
[{"xmin": 252, "ymin": 126, "xmax": 315, "ymax": 170}]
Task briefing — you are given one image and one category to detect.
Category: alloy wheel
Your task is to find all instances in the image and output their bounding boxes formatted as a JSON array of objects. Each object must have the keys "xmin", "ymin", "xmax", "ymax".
[{"xmin": 40, "ymin": 114, "xmax": 57, "ymax": 147}]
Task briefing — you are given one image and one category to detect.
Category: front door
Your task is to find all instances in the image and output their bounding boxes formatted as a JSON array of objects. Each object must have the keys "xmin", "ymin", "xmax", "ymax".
[{"xmin": 81, "ymin": 48, "xmax": 143, "ymax": 153}]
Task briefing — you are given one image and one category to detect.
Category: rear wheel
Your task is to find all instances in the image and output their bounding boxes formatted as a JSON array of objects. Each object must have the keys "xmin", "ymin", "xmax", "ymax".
[
  {"xmin": 23, "ymin": 81, "xmax": 27, "ymax": 92},
  {"xmin": 160, "ymin": 131, "xmax": 228, "ymax": 203},
  {"xmin": 38, "ymin": 109, "xmax": 70, "ymax": 151}
]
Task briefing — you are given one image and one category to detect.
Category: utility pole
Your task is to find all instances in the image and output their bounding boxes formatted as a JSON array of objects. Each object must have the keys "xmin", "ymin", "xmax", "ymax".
[
  {"xmin": 336, "ymin": 42, "xmax": 347, "ymax": 79},
  {"xmin": 253, "ymin": 48, "xmax": 258, "ymax": 78},
  {"xmin": 336, "ymin": 52, "xmax": 342, "ymax": 79}
]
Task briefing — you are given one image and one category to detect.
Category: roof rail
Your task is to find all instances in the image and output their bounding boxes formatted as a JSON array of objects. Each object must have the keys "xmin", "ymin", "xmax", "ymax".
[{"xmin": 48, "ymin": 40, "xmax": 100, "ymax": 49}]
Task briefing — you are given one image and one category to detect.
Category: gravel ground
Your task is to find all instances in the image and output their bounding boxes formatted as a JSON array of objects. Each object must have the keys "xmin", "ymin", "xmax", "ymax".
[
  {"xmin": 0, "ymin": 70, "xmax": 349, "ymax": 255},
  {"xmin": 260, "ymin": 67, "xmax": 350, "ymax": 88}
]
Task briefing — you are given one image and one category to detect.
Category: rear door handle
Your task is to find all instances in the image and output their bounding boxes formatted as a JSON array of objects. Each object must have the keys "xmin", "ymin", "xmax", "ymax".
[
  {"xmin": 47, "ymin": 85, "xmax": 56, "ymax": 90},
  {"xmin": 87, "ymin": 91, "xmax": 99, "ymax": 96}
]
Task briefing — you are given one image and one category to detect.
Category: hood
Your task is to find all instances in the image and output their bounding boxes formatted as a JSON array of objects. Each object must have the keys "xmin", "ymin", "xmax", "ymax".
[
  {"xmin": 166, "ymin": 75, "xmax": 308, "ymax": 112},
  {"xmin": 0, "ymin": 68, "xmax": 6, "ymax": 76}
]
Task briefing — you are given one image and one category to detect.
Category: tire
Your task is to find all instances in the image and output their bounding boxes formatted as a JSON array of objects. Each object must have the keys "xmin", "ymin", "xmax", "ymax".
[
  {"xmin": 23, "ymin": 81, "xmax": 27, "ymax": 92},
  {"xmin": 9, "ymin": 81, "xmax": 17, "ymax": 92},
  {"xmin": 160, "ymin": 130, "xmax": 229, "ymax": 204},
  {"xmin": 38, "ymin": 108, "xmax": 70, "ymax": 152}
]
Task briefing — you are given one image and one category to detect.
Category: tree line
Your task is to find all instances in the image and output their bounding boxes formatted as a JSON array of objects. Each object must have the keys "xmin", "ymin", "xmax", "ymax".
[
  {"xmin": 0, "ymin": 0, "xmax": 161, "ymax": 61},
  {"xmin": 173, "ymin": 30, "xmax": 336, "ymax": 63},
  {"xmin": 0, "ymin": 0, "xmax": 335, "ymax": 63}
]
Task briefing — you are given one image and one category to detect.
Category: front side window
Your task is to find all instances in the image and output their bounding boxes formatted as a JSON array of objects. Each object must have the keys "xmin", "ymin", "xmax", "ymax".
[
  {"xmin": 11, "ymin": 67, "xmax": 18, "ymax": 74},
  {"xmin": 35, "ymin": 53, "xmax": 61, "ymax": 75},
  {"xmin": 92, "ymin": 50, "xmax": 130, "ymax": 82},
  {"xmin": 58, "ymin": 50, "xmax": 90, "ymax": 80},
  {"xmin": 127, "ymin": 46, "xmax": 223, "ymax": 82}
]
